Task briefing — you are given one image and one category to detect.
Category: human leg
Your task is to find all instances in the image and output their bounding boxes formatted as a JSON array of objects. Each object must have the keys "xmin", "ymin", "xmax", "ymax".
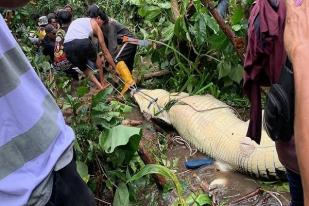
[
  {"xmin": 45, "ymin": 160, "xmax": 96, "ymax": 206},
  {"xmin": 286, "ymin": 169, "xmax": 304, "ymax": 206},
  {"xmin": 83, "ymin": 68, "xmax": 103, "ymax": 90}
]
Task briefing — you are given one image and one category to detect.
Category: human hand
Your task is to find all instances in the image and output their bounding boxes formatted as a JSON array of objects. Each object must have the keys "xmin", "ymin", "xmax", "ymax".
[{"xmin": 284, "ymin": 0, "xmax": 309, "ymax": 62}]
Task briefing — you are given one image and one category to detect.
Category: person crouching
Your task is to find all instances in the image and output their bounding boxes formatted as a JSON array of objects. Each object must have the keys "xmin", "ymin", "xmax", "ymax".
[{"xmin": 63, "ymin": 8, "xmax": 116, "ymax": 90}]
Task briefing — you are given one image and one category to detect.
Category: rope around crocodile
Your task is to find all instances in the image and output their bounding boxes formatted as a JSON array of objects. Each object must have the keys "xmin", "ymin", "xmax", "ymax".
[{"xmin": 132, "ymin": 89, "xmax": 285, "ymax": 179}]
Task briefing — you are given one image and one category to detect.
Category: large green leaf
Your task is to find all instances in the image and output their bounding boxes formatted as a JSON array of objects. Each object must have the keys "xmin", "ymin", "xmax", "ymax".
[
  {"xmin": 113, "ymin": 182, "xmax": 129, "ymax": 206},
  {"xmin": 204, "ymin": 14, "xmax": 219, "ymax": 34},
  {"xmin": 218, "ymin": 61, "xmax": 231, "ymax": 79},
  {"xmin": 231, "ymin": 6, "xmax": 245, "ymax": 25},
  {"xmin": 127, "ymin": 164, "xmax": 186, "ymax": 204},
  {"xmin": 138, "ymin": 6, "xmax": 161, "ymax": 21},
  {"xmin": 186, "ymin": 193, "xmax": 211, "ymax": 205},
  {"xmin": 229, "ymin": 64, "xmax": 244, "ymax": 83},
  {"xmin": 174, "ymin": 16, "xmax": 187, "ymax": 39},
  {"xmin": 92, "ymin": 103, "xmax": 110, "ymax": 112},
  {"xmin": 99, "ymin": 125, "xmax": 141, "ymax": 154},
  {"xmin": 92, "ymin": 87, "xmax": 113, "ymax": 106},
  {"xmin": 76, "ymin": 86, "xmax": 89, "ymax": 97},
  {"xmin": 76, "ymin": 161, "xmax": 90, "ymax": 183}
]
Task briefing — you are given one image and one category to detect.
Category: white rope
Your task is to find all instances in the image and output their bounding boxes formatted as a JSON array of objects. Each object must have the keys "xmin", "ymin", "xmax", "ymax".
[{"xmin": 172, "ymin": 135, "xmax": 197, "ymax": 157}]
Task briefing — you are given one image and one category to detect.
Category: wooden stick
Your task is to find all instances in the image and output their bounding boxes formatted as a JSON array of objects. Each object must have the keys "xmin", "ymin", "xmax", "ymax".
[
  {"xmin": 142, "ymin": 70, "xmax": 171, "ymax": 80},
  {"xmin": 171, "ymin": 0, "xmax": 181, "ymax": 22},
  {"xmin": 138, "ymin": 140, "xmax": 167, "ymax": 187},
  {"xmin": 201, "ymin": 0, "xmax": 245, "ymax": 62}
]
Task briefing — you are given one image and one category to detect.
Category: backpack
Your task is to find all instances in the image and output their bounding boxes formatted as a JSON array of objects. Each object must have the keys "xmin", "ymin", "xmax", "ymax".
[
  {"xmin": 53, "ymin": 29, "xmax": 72, "ymax": 71},
  {"xmin": 263, "ymin": 59, "xmax": 294, "ymax": 141}
]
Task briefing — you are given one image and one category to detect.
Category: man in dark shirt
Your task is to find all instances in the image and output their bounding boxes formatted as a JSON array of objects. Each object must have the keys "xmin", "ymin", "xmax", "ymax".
[
  {"xmin": 42, "ymin": 24, "xmax": 56, "ymax": 62},
  {"xmin": 87, "ymin": 5, "xmax": 137, "ymax": 71}
]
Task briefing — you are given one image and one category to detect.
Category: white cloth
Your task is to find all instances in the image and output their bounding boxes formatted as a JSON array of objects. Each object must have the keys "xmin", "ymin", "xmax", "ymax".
[{"xmin": 64, "ymin": 18, "xmax": 92, "ymax": 43}]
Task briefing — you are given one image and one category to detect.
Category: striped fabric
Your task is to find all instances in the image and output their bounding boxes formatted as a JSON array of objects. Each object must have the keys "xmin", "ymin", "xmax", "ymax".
[{"xmin": 0, "ymin": 15, "xmax": 74, "ymax": 205}]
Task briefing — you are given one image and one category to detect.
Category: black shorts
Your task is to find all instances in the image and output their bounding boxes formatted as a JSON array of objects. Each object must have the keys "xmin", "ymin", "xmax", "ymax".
[
  {"xmin": 64, "ymin": 39, "xmax": 97, "ymax": 71},
  {"xmin": 116, "ymin": 43, "xmax": 137, "ymax": 71},
  {"xmin": 64, "ymin": 68, "xmax": 79, "ymax": 80},
  {"xmin": 45, "ymin": 160, "xmax": 96, "ymax": 206}
]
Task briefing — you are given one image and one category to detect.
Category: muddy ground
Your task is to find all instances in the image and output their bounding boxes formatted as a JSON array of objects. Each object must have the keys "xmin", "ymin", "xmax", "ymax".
[{"xmin": 126, "ymin": 107, "xmax": 291, "ymax": 206}]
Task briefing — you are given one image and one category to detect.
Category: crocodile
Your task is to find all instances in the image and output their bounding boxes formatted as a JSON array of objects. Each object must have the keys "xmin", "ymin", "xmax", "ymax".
[{"xmin": 133, "ymin": 89, "xmax": 285, "ymax": 179}]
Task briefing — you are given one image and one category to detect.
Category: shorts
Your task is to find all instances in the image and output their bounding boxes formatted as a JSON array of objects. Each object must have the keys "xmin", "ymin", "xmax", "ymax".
[
  {"xmin": 64, "ymin": 39, "xmax": 97, "ymax": 71},
  {"xmin": 45, "ymin": 160, "xmax": 96, "ymax": 206},
  {"xmin": 64, "ymin": 68, "xmax": 79, "ymax": 80},
  {"xmin": 116, "ymin": 43, "xmax": 137, "ymax": 71}
]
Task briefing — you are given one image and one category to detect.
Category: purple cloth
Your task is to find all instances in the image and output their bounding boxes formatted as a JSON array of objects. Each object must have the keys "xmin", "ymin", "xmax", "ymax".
[
  {"xmin": 0, "ymin": 14, "xmax": 74, "ymax": 205},
  {"xmin": 243, "ymin": 0, "xmax": 299, "ymax": 174},
  {"xmin": 243, "ymin": 0, "xmax": 286, "ymax": 144}
]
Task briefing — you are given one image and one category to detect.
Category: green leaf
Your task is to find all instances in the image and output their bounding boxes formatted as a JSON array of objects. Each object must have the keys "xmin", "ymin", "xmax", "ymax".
[
  {"xmin": 218, "ymin": 61, "xmax": 231, "ymax": 79},
  {"xmin": 138, "ymin": 6, "xmax": 161, "ymax": 21},
  {"xmin": 113, "ymin": 182, "xmax": 129, "ymax": 206},
  {"xmin": 232, "ymin": 24, "xmax": 242, "ymax": 31},
  {"xmin": 92, "ymin": 87, "xmax": 113, "ymax": 106},
  {"xmin": 92, "ymin": 103, "xmax": 110, "ymax": 112},
  {"xmin": 122, "ymin": 104, "xmax": 132, "ymax": 113},
  {"xmin": 229, "ymin": 64, "xmax": 243, "ymax": 83},
  {"xmin": 77, "ymin": 86, "xmax": 89, "ymax": 97},
  {"xmin": 127, "ymin": 164, "xmax": 186, "ymax": 204},
  {"xmin": 195, "ymin": 194, "xmax": 212, "ymax": 205},
  {"xmin": 76, "ymin": 161, "xmax": 90, "ymax": 183},
  {"xmin": 183, "ymin": 0, "xmax": 189, "ymax": 10},
  {"xmin": 129, "ymin": 0, "xmax": 142, "ymax": 5},
  {"xmin": 186, "ymin": 193, "xmax": 211, "ymax": 205},
  {"xmin": 140, "ymin": 28, "xmax": 149, "ymax": 39},
  {"xmin": 157, "ymin": 2, "xmax": 171, "ymax": 9},
  {"xmin": 204, "ymin": 14, "xmax": 219, "ymax": 34},
  {"xmin": 162, "ymin": 23, "xmax": 175, "ymax": 41},
  {"xmin": 99, "ymin": 125, "xmax": 141, "ymax": 154},
  {"xmin": 231, "ymin": 6, "xmax": 244, "ymax": 25},
  {"xmin": 174, "ymin": 16, "xmax": 186, "ymax": 39}
]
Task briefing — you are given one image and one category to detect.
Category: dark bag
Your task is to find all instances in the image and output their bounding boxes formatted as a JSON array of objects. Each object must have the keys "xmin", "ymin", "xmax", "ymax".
[{"xmin": 263, "ymin": 60, "xmax": 294, "ymax": 141}]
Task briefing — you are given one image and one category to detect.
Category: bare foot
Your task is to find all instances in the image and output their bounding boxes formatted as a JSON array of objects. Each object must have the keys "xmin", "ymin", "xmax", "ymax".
[
  {"xmin": 100, "ymin": 82, "xmax": 110, "ymax": 91},
  {"xmin": 115, "ymin": 94, "xmax": 125, "ymax": 101}
]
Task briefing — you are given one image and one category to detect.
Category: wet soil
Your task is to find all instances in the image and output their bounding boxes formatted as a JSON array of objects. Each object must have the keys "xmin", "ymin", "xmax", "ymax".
[{"xmin": 126, "ymin": 107, "xmax": 291, "ymax": 206}]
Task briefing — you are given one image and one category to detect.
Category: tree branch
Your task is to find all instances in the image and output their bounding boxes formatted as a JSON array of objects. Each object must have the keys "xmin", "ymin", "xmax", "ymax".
[
  {"xmin": 171, "ymin": 0, "xmax": 180, "ymax": 22},
  {"xmin": 201, "ymin": 0, "xmax": 245, "ymax": 62}
]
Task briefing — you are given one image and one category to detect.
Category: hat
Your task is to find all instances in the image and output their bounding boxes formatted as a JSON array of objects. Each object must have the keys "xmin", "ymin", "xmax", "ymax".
[
  {"xmin": 38, "ymin": 16, "xmax": 48, "ymax": 26},
  {"xmin": 45, "ymin": 24, "xmax": 56, "ymax": 33}
]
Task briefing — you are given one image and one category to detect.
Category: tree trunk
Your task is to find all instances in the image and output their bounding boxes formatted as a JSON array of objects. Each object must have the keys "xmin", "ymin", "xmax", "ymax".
[{"xmin": 201, "ymin": 0, "xmax": 245, "ymax": 62}]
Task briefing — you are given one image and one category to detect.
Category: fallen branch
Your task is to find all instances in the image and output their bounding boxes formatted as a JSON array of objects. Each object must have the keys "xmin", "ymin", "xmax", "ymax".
[
  {"xmin": 142, "ymin": 70, "xmax": 171, "ymax": 80},
  {"xmin": 201, "ymin": 0, "xmax": 245, "ymax": 62},
  {"xmin": 171, "ymin": 0, "xmax": 181, "ymax": 22},
  {"xmin": 138, "ymin": 140, "xmax": 167, "ymax": 187},
  {"xmin": 122, "ymin": 119, "xmax": 143, "ymax": 126}
]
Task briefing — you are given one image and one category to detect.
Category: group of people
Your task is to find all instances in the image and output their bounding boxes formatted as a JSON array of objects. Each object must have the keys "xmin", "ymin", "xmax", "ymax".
[
  {"xmin": 0, "ymin": 2, "xmax": 138, "ymax": 206},
  {"xmin": 36, "ymin": 4, "xmax": 137, "ymax": 91}
]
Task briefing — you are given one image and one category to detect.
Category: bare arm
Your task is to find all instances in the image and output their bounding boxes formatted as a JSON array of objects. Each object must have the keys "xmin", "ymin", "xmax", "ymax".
[
  {"xmin": 91, "ymin": 20, "xmax": 116, "ymax": 69},
  {"xmin": 284, "ymin": 0, "xmax": 309, "ymax": 204}
]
